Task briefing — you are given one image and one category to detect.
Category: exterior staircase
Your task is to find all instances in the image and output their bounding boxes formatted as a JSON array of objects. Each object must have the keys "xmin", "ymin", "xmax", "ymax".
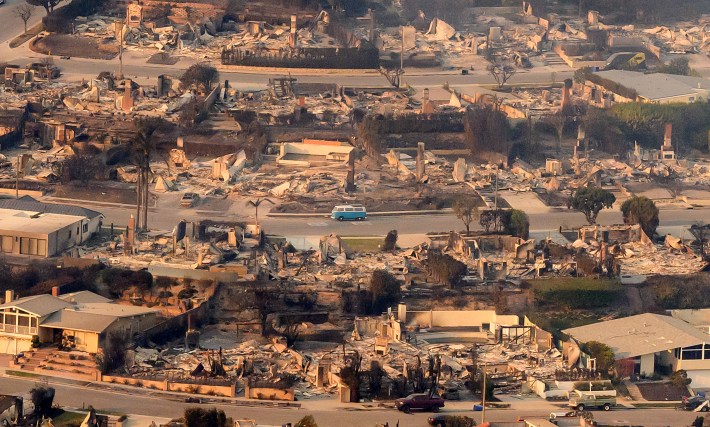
[
  {"xmin": 13, "ymin": 346, "xmax": 57, "ymax": 371},
  {"xmin": 12, "ymin": 347, "xmax": 99, "ymax": 381},
  {"xmin": 625, "ymin": 381, "xmax": 645, "ymax": 401},
  {"xmin": 545, "ymin": 51, "xmax": 569, "ymax": 66}
]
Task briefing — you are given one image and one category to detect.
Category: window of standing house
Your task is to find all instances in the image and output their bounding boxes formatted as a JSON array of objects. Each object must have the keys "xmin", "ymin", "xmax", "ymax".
[
  {"xmin": 19, "ymin": 238, "xmax": 47, "ymax": 256},
  {"xmin": 83, "ymin": 224, "xmax": 88, "ymax": 233},
  {"xmin": 682, "ymin": 344, "xmax": 704, "ymax": 360},
  {"xmin": 0, "ymin": 236, "xmax": 12, "ymax": 253}
]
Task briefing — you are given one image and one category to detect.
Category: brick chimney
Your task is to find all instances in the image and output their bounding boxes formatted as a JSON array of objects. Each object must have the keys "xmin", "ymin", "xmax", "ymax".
[
  {"xmin": 5, "ymin": 290, "xmax": 14, "ymax": 304},
  {"xmin": 51, "ymin": 286, "xmax": 60, "ymax": 297},
  {"xmin": 663, "ymin": 123, "xmax": 672, "ymax": 148}
]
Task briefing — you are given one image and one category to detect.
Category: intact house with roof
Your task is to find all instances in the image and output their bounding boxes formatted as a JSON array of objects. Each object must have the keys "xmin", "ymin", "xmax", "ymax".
[
  {"xmin": 584, "ymin": 70, "xmax": 710, "ymax": 106},
  {"xmin": 564, "ymin": 313, "xmax": 710, "ymax": 387},
  {"xmin": 0, "ymin": 289, "xmax": 160, "ymax": 355},
  {"xmin": 0, "ymin": 196, "xmax": 103, "ymax": 257}
]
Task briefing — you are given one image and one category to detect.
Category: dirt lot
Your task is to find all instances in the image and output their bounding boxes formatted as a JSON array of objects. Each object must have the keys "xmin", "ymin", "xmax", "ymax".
[
  {"xmin": 636, "ymin": 382, "xmax": 690, "ymax": 401},
  {"xmin": 51, "ymin": 182, "xmax": 138, "ymax": 205},
  {"xmin": 33, "ymin": 34, "xmax": 119, "ymax": 60}
]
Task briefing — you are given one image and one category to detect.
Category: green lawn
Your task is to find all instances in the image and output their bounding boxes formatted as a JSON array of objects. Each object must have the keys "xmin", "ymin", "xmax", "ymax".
[
  {"xmin": 50, "ymin": 410, "xmax": 87, "ymax": 427},
  {"xmin": 5, "ymin": 370, "xmax": 39, "ymax": 378},
  {"xmin": 527, "ymin": 277, "xmax": 622, "ymax": 292},
  {"xmin": 341, "ymin": 237, "xmax": 383, "ymax": 253}
]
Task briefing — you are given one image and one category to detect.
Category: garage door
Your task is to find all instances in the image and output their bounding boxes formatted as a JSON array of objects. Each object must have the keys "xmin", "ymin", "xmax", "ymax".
[{"xmin": 687, "ymin": 370, "xmax": 710, "ymax": 388}]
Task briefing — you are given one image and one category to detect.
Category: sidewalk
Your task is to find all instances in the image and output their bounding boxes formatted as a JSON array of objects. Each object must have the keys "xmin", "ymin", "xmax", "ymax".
[{"xmin": 266, "ymin": 208, "xmax": 454, "ymax": 218}]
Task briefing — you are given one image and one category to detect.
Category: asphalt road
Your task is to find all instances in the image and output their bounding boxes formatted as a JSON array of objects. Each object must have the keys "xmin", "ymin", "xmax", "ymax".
[
  {"xmin": 50, "ymin": 58, "xmax": 572, "ymax": 90},
  {"xmin": 80, "ymin": 197, "xmax": 708, "ymax": 238},
  {"xmin": 0, "ymin": 376, "xmax": 701, "ymax": 426}
]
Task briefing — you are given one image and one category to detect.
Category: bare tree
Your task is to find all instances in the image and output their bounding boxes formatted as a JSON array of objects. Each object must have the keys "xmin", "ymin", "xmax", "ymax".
[
  {"xmin": 453, "ymin": 197, "xmax": 479, "ymax": 235},
  {"xmin": 14, "ymin": 4, "xmax": 34, "ymax": 33},
  {"xmin": 379, "ymin": 66, "xmax": 404, "ymax": 89},
  {"xmin": 246, "ymin": 197, "xmax": 274, "ymax": 227},
  {"xmin": 544, "ymin": 113, "xmax": 568, "ymax": 153},
  {"xmin": 487, "ymin": 62, "xmax": 517, "ymax": 89}
]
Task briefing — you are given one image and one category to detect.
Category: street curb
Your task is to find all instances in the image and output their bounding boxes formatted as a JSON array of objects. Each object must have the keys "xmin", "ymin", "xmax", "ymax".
[{"xmin": 266, "ymin": 208, "xmax": 453, "ymax": 218}]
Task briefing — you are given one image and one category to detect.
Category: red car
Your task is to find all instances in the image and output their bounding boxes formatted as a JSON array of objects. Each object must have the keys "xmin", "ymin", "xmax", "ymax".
[{"xmin": 395, "ymin": 394, "xmax": 445, "ymax": 412}]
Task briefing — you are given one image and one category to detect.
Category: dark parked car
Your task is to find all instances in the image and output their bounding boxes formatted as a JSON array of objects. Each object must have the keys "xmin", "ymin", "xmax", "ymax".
[
  {"xmin": 395, "ymin": 393, "xmax": 445, "ymax": 412},
  {"xmin": 681, "ymin": 396, "xmax": 708, "ymax": 411},
  {"xmin": 181, "ymin": 192, "xmax": 199, "ymax": 208},
  {"xmin": 427, "ymin": 415, "xmax": 475, "ymax": 427}
]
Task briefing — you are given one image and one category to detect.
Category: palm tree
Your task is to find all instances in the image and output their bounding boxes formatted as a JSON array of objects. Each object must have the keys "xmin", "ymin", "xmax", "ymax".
[
  {"xmin": 246, "ymin": 198, "xmax": 274, "ymax": 227},
  {"xmin": 131, "ymin": 117, "xmax": 167, "ymax": 230}
]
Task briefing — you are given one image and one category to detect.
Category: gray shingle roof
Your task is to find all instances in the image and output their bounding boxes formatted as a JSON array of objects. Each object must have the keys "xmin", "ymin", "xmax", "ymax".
[
  {"xmin": 0, "ymin": 196, "xmax": 102, "ymax": 219},
  {"xmin": 594, "ymin": 70, "xmax": 710, "ymax": 101},
  {"xmin": 564, "ymin": 313, "xmax": 710, "ymax": 359},
  {"xmin": 0, "ymin": 294, "xmax": 73, "ymax": 317}
]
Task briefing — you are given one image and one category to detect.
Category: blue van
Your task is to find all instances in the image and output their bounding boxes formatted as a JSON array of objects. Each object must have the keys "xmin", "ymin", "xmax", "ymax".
[{"xmin": 331, "ymin": 204, "xmax": 367, "ymax": 221}]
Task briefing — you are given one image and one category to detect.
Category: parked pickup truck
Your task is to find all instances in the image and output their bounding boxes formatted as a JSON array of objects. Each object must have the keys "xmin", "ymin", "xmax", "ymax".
[
  {"xmin": 395, "ymin": 393, "xmax": 445, "ymax": 413},
  {"xmin": 568, "ymin": 392, "xmax": 616, "ymax": 411}
]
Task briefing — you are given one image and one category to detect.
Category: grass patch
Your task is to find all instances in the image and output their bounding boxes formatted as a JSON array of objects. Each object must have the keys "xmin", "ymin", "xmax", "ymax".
[
  {"xmin": 9, "ymin": 22, "xmax": 44, "ymax": 49},
  {"xmin": 630, "ymin": 402, "xmax": 679, "ymax": 408},
  {"xmin": 341, "ymin": 237, "xmax": 382, "ymax": 253},
  {"xmin": 147, "ymin": 52, "xmax": 180, "ymax": 65},
  {"xmin": 526, "ymin": 310, "xmax": 600, "ymax": 336},
  {"xmin": 526, "ymin": 278, "xmax": 623, "ymax": 309},
  {"xmin": 5, "ymin": 370, "xmax": 40, "ymax": 378},
  {"xmin": 51, "ymin": 410, "xmax": 86, "ymax": 427},
  {"xmin": 32, "ymin": 34, "xmax": 118, "ymax": 60}
]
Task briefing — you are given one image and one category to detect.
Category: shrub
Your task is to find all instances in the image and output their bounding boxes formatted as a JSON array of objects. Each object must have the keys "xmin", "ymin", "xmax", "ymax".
[
  {"xmin": 427, "ymin": 251, "xmax": 467, "ymax": 287},
  {"xmin": 583, "ymin": 341, "xmax": 615, "ymax": 374},
  {"xmin": 370, "ymin": 270, "xmax": 401, "ymax": 314},
  {"xmin": 30, "ymin": 386, "xmax": 55, "ymax": 418},
  {"xmin": 382, "ymin": 230, "xmax": 398, "ymax": 251},
  {"xmin": 295, "ymin": 415, "xmax": 318, "ymax": 427}
]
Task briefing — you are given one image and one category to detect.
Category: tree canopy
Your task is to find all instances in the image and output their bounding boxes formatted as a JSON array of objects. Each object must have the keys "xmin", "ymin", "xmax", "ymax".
[
  {"xmin": 570, "ymin": 186, "xmax": 616, "ymax": 224},
  {"xmin": 26, "ymin": 0, "xmax": 61, "ymax": 15},
  {"xmin": 370, "ymin": 270, "xmax": 401, "ymax": 313},
  {"xmin": 180, "ymin": 63, "xmax": 219, "ymax": 93},
  {"xmin": 453, "ymin": 197, "xmax": 479, "ymax": 235},
  {"xmin": 621, "ymin": 196, "xmax": 659, "ymax": 237},
  {"xmin": 583, "ymin": 341, "xmax": 615, "ymax": 374},
  {"xmin": 510, "ymin": 209, "xmax": 530, "ymax": 239}
]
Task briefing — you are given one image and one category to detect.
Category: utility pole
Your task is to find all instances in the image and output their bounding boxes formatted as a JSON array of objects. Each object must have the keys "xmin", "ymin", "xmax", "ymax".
[
  {"xmin": 481, "ymin": 361, "xmax": 487, "ymax": 424},
  {"xmin": 400, "ymin": 25, "xmax": 404, "ymax": 73},
  {"xmin": 15, "ymin": 156, "xmax": 19, "ymax": 199},
  {"xmin": 119, "ymin": 36, "xmax": 124, "ymax": 78},
  {"xmin": 493, "ymin": 166, "xmax": 499, "ymax": 210}
]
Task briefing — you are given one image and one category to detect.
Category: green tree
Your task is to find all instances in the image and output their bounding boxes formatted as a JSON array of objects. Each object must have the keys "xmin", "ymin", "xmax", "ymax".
[
  {"xmin": 26, "ymin": 0, "xmax": 61, "ymax": 15},
  {"xmin": 583, "ymin": 341, "xmax": 615, "ymax": 374},
  {"xmin": 180, "ymin": 63, "xmax": 219, "ymax": 93},
  {"xmin": 621, "ymin": 196, "xmax": 659, "ymax": 237},
  {"xmin": 509, "ymin": 209, "xmax": 529, "ymax": 239},
  {"xmin": 571, "ymin": 186, "xmax": 616, "ymax": 224},
  {"xmin": 370, "ymin": 269, "xmax": 401, "ymax": 313},
  {"xmin": 295, "ymin": 415, "xmax": 318, "ymax": 427},
  {"xmin": 184, "ymin": 408, "xmax": 228, "ymax": 427},
  {"xmin": 464, "ymin": 105, "xmax": 511, "ymax": 160},
  {"xmin": 657, "ymin": 57, "xmax": 691, "ymax": 76},
  {"xmin": 453, "ymin": 198, "xmax": 479, "ymax": 235},
  {"xmin": 30, "ymin": 386, "xmax": 55, "ymax": 418}
]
